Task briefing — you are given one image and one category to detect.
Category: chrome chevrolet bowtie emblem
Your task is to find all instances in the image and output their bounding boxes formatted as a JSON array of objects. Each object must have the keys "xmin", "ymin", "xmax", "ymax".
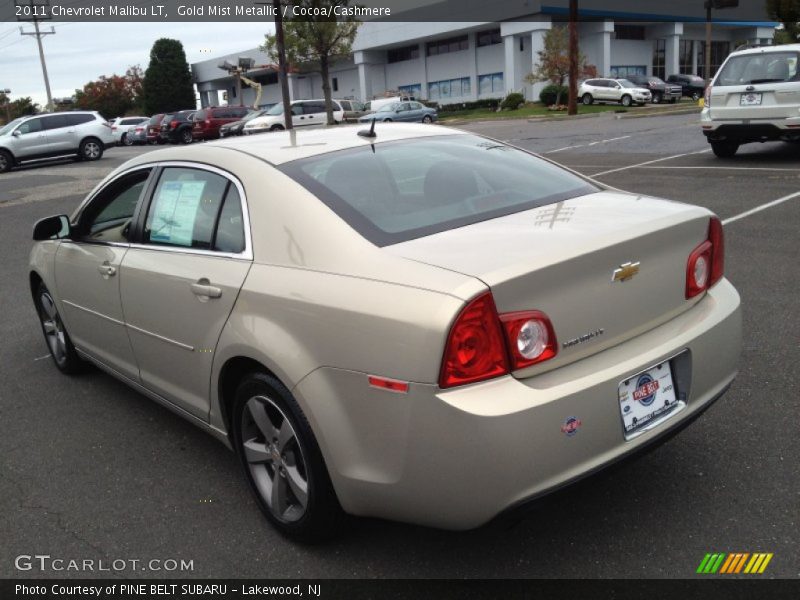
[{"xmin": 612, "ymin": 262, "xmax": 640, "ymax": 282}]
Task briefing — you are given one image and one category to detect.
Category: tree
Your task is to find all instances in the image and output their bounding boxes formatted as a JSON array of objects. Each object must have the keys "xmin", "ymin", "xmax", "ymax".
[
  {"xmin": 525, "ymin": 27, "xmax": 596, "ymax": 106},
  {"xmin": 75, "ymin": 75, "xmax": 134, "ymax": 119},
  {"xmin": 766, "ymin": 0, "xmax": 800, "ymax": 43},
  {"xmin": 0, "ymin": 94, "xmax": 39, "ymax": 123},
  {"xmin": 261, "ymin": 1, "xmax": 360, "ymax": 125},
  {"xmin": 142, "ymin": 38, "xmax": 195, "ymax": 114}
]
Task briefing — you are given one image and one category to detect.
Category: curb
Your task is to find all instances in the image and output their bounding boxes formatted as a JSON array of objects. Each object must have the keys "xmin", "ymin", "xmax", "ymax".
[{"xmin": 441, "ymin": 104, "xmax": 702, "ymax": 126}]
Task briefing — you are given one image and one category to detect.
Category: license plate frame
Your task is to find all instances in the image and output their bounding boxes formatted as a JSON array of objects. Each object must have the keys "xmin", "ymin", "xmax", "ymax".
[
  {"xmin": 740, "ymin": 92, "xmax": 762, "ymax": 106},
  {"xmin": 618, "ymin": 358, "xmax": 682, "ymax": 440}
]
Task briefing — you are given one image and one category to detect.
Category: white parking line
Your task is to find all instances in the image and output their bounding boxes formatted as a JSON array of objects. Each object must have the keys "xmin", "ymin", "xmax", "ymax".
[
  {"xmin": 635, "ymin": 166, "xmax": 800, "ymax": 172},
  {"xmin": 544, "ymin": 135, "xmax": 632, "ymax": 154},
  {"xmin": 589, "ymin": 149, "xmax": 711, "ymax": 177},
  {"xmin": 722, "ymin": 191, "xmax": 800, "ymax": 225},
  {"xmin": 33, "ymin": 354, "xmax": 50, "ymax": 361}
]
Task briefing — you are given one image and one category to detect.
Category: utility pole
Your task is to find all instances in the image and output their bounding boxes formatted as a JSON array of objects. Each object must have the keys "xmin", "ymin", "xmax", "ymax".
[
  {"xmin": 704, "ymin": 1, "xmax": 739, "ymax": 86},
  {"xmin": 567, "ymin": 0, "xmax": 578, "ymax": 116},
  {"xmin": 273, "ymin": 0, "xmax": 293, "ymax": 130},
  {"xmin": 16, "ymin": 0, "xmax": 55, "ymax": 112}
]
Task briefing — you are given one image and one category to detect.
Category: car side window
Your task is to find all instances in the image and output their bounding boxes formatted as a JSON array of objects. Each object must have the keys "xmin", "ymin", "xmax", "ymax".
[
  {"xmin": 144, "ymin": 167, "xmax": 240, "ymax": 251},
  {"xmin": 41, "ymin": 115, "xmax": 68, "ymax": 131},
  {"xmin": 79, "ymin": 170, "xmax": 151, "ymax": 243},
  {"xmin": 213, "ymin": 186, "xmax": 246, "ymax": 253},
  {"xmin": 16, "ymin": 118, "xmax": 43, "ymax": 134}
]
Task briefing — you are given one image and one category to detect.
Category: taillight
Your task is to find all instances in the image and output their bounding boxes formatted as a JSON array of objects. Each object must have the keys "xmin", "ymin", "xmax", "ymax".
[
  {"xmin": 686, "ymin": 216, "xmax": 724, "ymax": 299},
  {"xmin": 499, "ymin": 311, "xmax": 558, "ymax": 370},
  {"xmin": 704, "ymin": 85, "xmax": 712, "ymax": 107},
  {"xmin": 170, "ymin": 121, "xmax": 178, "ymax": 129},
  {"xmin": 439, "ymin": 293, "xmax": 558, "ymax": 388},
  {"xmin": 439, "ymin": 293, "xmax": 508, "ymax": 388}
]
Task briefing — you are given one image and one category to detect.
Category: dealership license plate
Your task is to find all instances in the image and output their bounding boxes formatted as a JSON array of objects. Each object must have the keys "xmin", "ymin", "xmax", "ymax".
[
  {"xmin": 618, "ymin": 361, "xmax": 678, "ymax": 435},
  {"xmin": 740, "ymin": 92, "xmax": 762, "ymax": 105}
]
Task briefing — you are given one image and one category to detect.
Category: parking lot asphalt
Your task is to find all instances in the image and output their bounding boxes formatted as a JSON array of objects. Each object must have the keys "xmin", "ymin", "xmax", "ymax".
[{"xmin": 0, "ymin": 114, "xmax": 798, "ymax": 579}]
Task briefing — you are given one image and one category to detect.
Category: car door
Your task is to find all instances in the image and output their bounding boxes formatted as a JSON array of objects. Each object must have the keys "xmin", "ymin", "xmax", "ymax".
[
  {"xmin": 120, "ymin": 165, "xmax": 252, "ymax": 419},
  {"xmin": 40, "ymin": 115, "xmax": 74, "ymax": 154},
  {"xmin": 592, "ymin": 80, "xmax": 609, "ymax": 101},
  {"xmin": 299, "ymin": 101, "xmax": 326, "ymax": 127},
  {"xmin": 11, "ymin": 117, "xmax": 47, "ymax": 158},
  {"xmin": 54, "ymin": 168, "xmax": 153, "ymax": 381}
]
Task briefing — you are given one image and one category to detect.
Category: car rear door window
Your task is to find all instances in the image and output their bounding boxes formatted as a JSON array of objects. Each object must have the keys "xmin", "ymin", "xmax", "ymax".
[
  {"xmin": 144, "ymin": 167, "xmax": 243, "ymax": 252},
  {"xmin": 41, "ymin": 115, "xmax": 69, "ymax": 130}
]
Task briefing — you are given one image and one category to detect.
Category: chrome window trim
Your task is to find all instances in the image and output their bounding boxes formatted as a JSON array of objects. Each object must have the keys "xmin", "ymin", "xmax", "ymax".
[{"xmin": 74, "ymin": 160, "xmax": 254, "ymax": 261}]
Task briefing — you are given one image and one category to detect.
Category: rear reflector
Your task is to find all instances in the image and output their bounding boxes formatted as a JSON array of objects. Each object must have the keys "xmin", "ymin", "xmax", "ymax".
[{"xmin": 368, "ymin": 375, "xmax": 409, "ymax": 393}]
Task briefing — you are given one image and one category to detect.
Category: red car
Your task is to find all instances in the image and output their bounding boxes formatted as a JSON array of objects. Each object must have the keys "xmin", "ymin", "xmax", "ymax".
[
  {"xmin": 192, "ymin": 106, "xmax": 250, "ymax": 141},
  {"xmin": 145, "ymin": 113, "xmax": 166, "ymax": 144}
]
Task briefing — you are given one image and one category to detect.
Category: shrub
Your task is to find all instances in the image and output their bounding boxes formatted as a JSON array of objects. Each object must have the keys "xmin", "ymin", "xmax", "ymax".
[
  {"xmin": 437, "ymin": 98, "xmax": 500, "ymax": 113},
  {"xmin": 539, "ymin": 84, "xmax": 569, "ymax": 106},
  {"xmin": 500, "ymin": 92, "xmax": 525, "ymax": 110}
]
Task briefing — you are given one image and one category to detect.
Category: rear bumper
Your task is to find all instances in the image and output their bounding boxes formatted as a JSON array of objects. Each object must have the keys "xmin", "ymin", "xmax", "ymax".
[
  {"xmin": 700, "ymin": 108, "xmax": 800, "ymax": 142},
  {"xmin": 294, "ymin": 279, "xmax": 741, "ymax": 530}
]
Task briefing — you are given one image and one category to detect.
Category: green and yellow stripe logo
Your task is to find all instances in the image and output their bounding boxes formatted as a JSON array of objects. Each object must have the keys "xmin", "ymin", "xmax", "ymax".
[{"xmin": 696, "ymin": 552, "xmax": 773, "ymax": 574}]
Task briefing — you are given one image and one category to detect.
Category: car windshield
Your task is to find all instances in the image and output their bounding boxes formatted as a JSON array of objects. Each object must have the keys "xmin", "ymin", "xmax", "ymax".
[
  {"xmin": 265, "ymin": 104, "xmax": 284, "ymax": 116},
  {"xmin": 377, "ymin": 103, "xmax": 400, "ymax": 113},
  {"xmin": 617, "ymin": 79, "xmax": 637, "ymax": 88},
  {"xmin": 0, "ymin": 118, "xmax": 25, "ymax": 136},
  {"xmin": 716, "ymin": 51, "xmax": 799, "ymax": 85},
  {"xmin": 650, "ymin": 77, "xmax": 665, "ymax": 84},
  {"xmin": 243, "ymin": 109, "xmax": 267, "ymax": 121},
  {"xmin": 279, "ymin": 134, "xmax": 598, "ymax": 246}
]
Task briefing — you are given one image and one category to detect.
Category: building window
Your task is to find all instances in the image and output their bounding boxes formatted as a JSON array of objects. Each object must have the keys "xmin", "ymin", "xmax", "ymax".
[
  {"xmin": 615, "ymin": 25, "xmax": 645, "ymax": 41},
  {"xmin": 428, "ymin": 77, "xmax": 471, "ymax": 100},
  {"xmin": 387, "ymin": 45, "xmax": 419, "ymax": 63},
  {"xmin": 332, "ymin": 77, "xmax": 338, "ymax": 92},
  {"xmin": 653, "ymin": 39, "xmax": 666, "ymax": 79},
  {"xmin": 398, "ymin": 83, "xmax": 421, "ymax": 98},
  {"xmin": 477, "ymin": 28, "xmax": 501, "ymax": 47},
  {"xmin": 426, "ymin": 35, "xmax": 469, "ymax": 57},
  {"xmin": 679, "ymin": 40, "xmax": 694, "ymax": 74},
  {"xmin": 478, "ymin": 72, "xmax": 504, "ymax": 95},
  {"xmin": 697, "ymin": 41, "xmax": 731, "ymax": 79},
  {"xmin": 610, "ymin": 65, "xmax": 647, "ymax": 78}
]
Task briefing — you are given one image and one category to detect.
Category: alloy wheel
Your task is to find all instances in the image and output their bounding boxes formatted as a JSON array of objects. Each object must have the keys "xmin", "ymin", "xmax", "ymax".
[
  {"xmin": 240, "ymin": 395, "xmax": 309, "ymax": 523},
  {"xmin": 83, "ymin": 141, "xmax": 101, "ymax": 159},
  {"xmin": 39, "ymin": 291, "xmax": 67, "ymax": 365}
]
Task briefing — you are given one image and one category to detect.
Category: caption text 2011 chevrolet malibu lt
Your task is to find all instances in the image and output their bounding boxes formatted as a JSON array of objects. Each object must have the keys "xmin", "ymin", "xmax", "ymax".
[{"xmin": 29, "ymin": 124, "xmax": 741, "ymax": 540}]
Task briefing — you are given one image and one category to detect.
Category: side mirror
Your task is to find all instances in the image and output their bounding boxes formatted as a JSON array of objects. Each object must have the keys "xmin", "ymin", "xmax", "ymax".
[
  {"xmin": 12, "ymin": 130, "xmax": 21, "ymax": 137},
  {"xmin": 33, "ymin": 215, "xmax": 71, "ymax": 241}
]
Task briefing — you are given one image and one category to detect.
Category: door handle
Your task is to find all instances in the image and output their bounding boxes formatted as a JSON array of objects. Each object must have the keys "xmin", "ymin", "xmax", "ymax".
[
  {"xmin": 98, "ymin": 262, "xmax": 116, "ymax": 277},
  {"xmin": 190, "ymin": 280, "xmax": 222, "ymax": 299}
]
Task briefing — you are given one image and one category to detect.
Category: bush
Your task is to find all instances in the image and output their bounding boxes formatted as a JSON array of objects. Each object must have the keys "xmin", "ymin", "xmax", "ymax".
[
  {"xmin": 539, "ymin": 84, "xmax": 569, "ymax": 106},
  {"xmin": 501, "ymin": 92, "xmax": 525, "ymax": 110},
  {"xmin": 437, "ymin": 98, "xmax": 500, "ymax": 113}
]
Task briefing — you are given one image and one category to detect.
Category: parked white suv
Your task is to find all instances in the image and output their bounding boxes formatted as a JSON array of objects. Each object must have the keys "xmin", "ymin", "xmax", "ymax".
[
  {"xmin": 243, "ymin": 99, "xmax": 345, "ymax": 134},
  {"xmin": 579, "ymin": 78, "xmax": 652, "ymax": 106},
  {"xmin": 110, "ymin": 116, "xmax": 149, "ymax": 146},
  {"xmin": 0, "ymin": 111, "xmax": 115, "ymax": 173},
  {"xmin": 701, "ymin": 44, "xmax": 800, "ymax": 157}
]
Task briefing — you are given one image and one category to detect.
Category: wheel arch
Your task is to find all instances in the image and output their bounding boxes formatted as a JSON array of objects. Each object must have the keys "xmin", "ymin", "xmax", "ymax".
[{"xmin": 29, "ymin": 270, "xmax": 43, "ymax": 302}]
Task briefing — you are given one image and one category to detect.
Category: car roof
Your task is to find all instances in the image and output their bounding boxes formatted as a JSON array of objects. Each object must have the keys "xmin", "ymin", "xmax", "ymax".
[
  {"xmin": 128, "ymin": 123, "xmax": 470, "ymax": 166},
  {"xmin": 731, "ymin": 43, "xmax": 800, "ymax": 57}
]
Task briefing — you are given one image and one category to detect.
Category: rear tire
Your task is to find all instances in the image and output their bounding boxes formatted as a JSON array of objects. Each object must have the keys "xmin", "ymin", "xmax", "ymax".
[
  {"xmin": 581, "ymin": 93, "xmax": 593, "ymax": 105},
  {"xmin": 691, "ymin": 91, "xmax": 701, "ymax": 102},
  {"xmin": 121, "ymin": 133, "xmax": 133, "ymax": 146},
  {"xmin": 78, "ymin": 137, "xmax": 103, "ymax": 161},
  {"xmin": 710, "ymin": 141, "xmax": 739, "ymax": 158},
  {"xmin": 669, "ymin": 98, "xmax": 678, "ymax": 104},
  {"xmin": 35, "ymin": 283, "xmax": 84, "ymax": 374},
  {"xmin": 0, "ymin": 149, "xmax": 13, "ymax": 173},
  {"xmin": 180, "ymin": 129, "xmax": 193, "ymax": 144},
  {"xmin": 232, "ymin": 372, "xmax": 345, "ymax": 542}
]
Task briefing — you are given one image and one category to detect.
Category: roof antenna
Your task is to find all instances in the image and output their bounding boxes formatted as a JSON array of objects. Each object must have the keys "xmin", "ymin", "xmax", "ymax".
[{"xmin": 358, "ymin": 118, "xmax": 377, "ymax": 139}]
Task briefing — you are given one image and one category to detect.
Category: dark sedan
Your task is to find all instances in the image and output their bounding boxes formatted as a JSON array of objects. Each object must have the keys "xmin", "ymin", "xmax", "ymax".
[{"xmin": 219, "ymin": 108, "xmax": 269, "ymax": 138}]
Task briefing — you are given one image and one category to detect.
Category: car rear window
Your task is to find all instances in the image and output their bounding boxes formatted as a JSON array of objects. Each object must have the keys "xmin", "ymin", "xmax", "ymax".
[
  {"xmin": 716, "ymin": 51, "xmax": 799, "ymax": 85},
  {"xmin": 194, "ymin": 110, "xmax": 207, "ymax": 120},
  {"xmin": 279, "ymin": 134, "xmax": 598, "ymax": 246}
]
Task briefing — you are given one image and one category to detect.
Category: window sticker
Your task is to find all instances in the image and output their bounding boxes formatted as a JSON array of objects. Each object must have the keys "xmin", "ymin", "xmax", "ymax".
[{"xmin": 150, "ymin": 180, "xmax": 206, "ymax": 246}]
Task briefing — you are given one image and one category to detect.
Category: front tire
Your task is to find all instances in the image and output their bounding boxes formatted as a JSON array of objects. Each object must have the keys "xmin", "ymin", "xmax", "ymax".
[
  {"xmin": 270, "ymin": 124, "xmax": 285, "ymax": 132},
  {"xmin": 691, "ymin": 91, "xmax": 701, "ymax": 102},
  {"xmin": 0, "ymin": 149, "xmax": 13, "ymax": 173},
  {"xmin": 232, "ymin": 372, "xmax": 344, "ymax": 542},
  {"xmin": 78, "ymin": 138, "xmax": 103, "ymax": 161},
  {"xmin": 121, "ymin": 133, "xmax": 133, "ymax": 146},
  {"xmin": 652, "ymin": 92, "xmax": 662, "ymax": 104},
  {"xmin": 621, "ymin": 95, "xmax": 632, "ymax": 107},
  {"xmin": 35, "ymin": 283, "xmax": 84, "ymax": 374},
  {"xmin": 710, "ymin": 141, "xmax": 739, "ymax": 158},
  {"xmin": 581, "ymin": 93, "xmax": 593, "ymax": 105}
]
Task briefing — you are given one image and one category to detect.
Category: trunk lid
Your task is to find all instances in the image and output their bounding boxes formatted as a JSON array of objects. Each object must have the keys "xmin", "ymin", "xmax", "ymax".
[
  {"xmin": 709, "ymin": 80, "xmax": 800, "ymax": 120},
  {"xmin": 385, "ymin": 191, "xmax": 712, "ymax": 378}
]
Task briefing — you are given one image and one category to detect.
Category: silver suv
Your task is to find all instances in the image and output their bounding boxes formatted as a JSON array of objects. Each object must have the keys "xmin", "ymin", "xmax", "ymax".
[
  {"xmin": 579, "ymin": 78, "xmax": 652, "ymax": 106},
  {"xmin": 701, "ymin": 44, "xmax": 800, "ymax": 157},
  {"xmin": 0, "ymin": 111, "xmax": 115, "ymax": 173}
]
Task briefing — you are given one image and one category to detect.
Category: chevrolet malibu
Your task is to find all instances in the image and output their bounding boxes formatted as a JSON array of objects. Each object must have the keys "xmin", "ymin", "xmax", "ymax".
[{"xmin": 29, "ymin": 124, "xmax": 741, "ymax": 540}]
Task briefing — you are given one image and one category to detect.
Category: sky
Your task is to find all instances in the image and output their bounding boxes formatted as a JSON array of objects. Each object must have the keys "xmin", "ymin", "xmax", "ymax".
[{"xmin": 0, "ymin": 21, "xmax": 276, "ymax": 108}]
